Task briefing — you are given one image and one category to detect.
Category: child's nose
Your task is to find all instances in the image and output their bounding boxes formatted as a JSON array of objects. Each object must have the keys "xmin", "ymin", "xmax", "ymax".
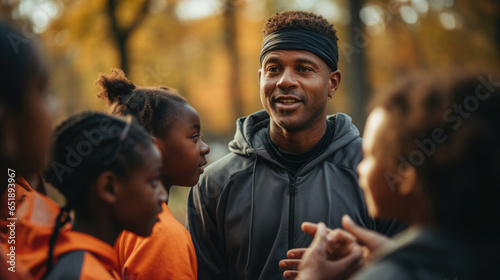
[
  {"xmin": 157, "ymin": 182, "xmax": 168, "ymax": 203},
  {"xmin": 200, "ymin": 140, "xmax": 210, "ymax": 155}
]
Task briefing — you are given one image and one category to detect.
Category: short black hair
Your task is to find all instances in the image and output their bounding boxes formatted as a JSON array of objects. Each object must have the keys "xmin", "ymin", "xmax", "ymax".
[
  {"xmin": 263, "ymin": 11, "xmax": 339, "ymax": 48},
  {"xmin": 96, "ymin": 68, "xmax": 187, "ymax": 138}
]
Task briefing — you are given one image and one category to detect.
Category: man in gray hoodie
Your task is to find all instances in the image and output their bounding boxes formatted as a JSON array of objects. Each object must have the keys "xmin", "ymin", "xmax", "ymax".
[{"xmin": 188, "ymin": 11, "xmax": 402, "ymax": 280}]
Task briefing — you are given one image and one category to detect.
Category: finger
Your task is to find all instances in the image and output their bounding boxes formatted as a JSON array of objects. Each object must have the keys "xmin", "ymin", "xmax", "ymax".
[
  {"xmin": 283, "ymin": 270, "xmax": 299, "ymax": 279},
  {"xmin": 302, "ymin": 221, "xmax": 335, "ymax": 237},
  {"xmin": 298, "ymin": 222, "xmax": 328, "ymax": 271},
  {"xmin": 327, "ymin": 228, "xmax": 356, "ymax": 245},
  {"xmin": 323, "ymin": 229, "xmax": 357, "ymax": 259},
  {"xmin": 287, "ymin": 248, "xmax": 307, "ymax": 259},
  {"xmin": 279, "ymin": 259, "xmax": 301, "ymax": 270},
  {"xmin": 301, "ymin": 222, "xmax": 319, "ymax": 236},
  {"xmin": 342, "ymin": 215, "xmax": 389, "ymax": 251}
]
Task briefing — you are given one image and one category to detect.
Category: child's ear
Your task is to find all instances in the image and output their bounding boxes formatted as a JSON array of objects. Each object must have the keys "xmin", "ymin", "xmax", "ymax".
[
  {"xmin": 95, "ymin": 171, "xmax": 118, "ymax": 204},
  {"xmin": 397, "ymin": 167, "xmax": 417, "ymax": 196}
]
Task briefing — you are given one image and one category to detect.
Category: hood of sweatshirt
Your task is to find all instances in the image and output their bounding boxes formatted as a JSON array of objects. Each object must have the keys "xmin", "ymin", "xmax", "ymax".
[{"xmin": 228, "ymin": 109, "xmax": 361, "ymax": 174}]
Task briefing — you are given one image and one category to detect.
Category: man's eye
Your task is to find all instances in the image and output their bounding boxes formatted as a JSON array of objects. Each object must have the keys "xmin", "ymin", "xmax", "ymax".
[
  {"xmin": 268, "ymin": 67, "xmax": 280, "ymax": 72},
  {"xmin": 297, "ymin": 67, "xmax": 311, "ymax": 72}
]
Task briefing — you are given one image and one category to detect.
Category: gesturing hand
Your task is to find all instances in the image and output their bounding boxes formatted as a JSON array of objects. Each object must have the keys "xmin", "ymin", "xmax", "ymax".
[
  {"xmin": 341, "ymin": 215, "xmax": 393, "ymax": 262},
  {"xmin": 280, "ymin": 222, "xmax": 363, "ymax": 280},
  {"xmin": 279, "ymin": 215, "xmax": 394, "ymax": 280}
]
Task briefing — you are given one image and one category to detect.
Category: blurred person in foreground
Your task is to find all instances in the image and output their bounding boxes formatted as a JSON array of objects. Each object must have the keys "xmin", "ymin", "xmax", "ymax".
[{"xmin": 282, "ymin": 72, "xmax": 500, "ymax": 280}]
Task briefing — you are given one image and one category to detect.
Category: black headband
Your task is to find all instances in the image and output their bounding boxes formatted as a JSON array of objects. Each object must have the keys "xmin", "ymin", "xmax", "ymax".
[{"xmin": 260, "ymin": 29, "xmax": 338, "ymax": 71}]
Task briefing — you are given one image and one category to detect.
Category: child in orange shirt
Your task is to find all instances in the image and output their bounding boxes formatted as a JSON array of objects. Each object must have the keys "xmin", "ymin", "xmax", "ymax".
[
  {"xmin": 0, "ymin": 22, "xmax": 55, "ymax": 280},
  {"xmin": 0, "ymin": 22, "xmax": 54, "ymax": 236},
  {"xmin": 39, "ymin": 112, "xmax": 168, "ymax": 279},
  {"xmin": 96, "ymin": 69, "xmax": 210, "ymax": 280}
]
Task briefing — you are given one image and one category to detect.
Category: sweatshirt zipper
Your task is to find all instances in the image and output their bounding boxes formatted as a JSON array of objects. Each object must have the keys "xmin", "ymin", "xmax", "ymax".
[{"xmin": 288, "ymin": 174, "xmax": 297, "ymax": 250}]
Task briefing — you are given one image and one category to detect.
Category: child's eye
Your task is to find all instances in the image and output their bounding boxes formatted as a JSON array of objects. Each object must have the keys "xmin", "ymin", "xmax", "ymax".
[
  {"xmin": 190, "ymin": 133, "xmax": 200, "ymax": 143},
  {"xmin": 151, "ymin": 178, "xmax": 161, "ymax": 188}
]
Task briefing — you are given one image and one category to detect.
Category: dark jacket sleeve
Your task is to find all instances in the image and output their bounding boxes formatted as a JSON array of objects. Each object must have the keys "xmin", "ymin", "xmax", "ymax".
[{"xmin": 187, "ymin": 177, "xmax": 229, "ymax": 280}]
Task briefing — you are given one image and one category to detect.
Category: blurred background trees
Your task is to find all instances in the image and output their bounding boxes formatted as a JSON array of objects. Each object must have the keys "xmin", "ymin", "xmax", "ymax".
[{"xmin": 2, "ymin": 0, "xmax": 499, "ymax": 223}]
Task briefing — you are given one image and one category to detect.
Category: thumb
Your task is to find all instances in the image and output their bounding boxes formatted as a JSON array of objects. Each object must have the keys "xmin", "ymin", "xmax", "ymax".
[{"xmin": 342, "ymin": 215, "xmax": 389, "ymax": 251}]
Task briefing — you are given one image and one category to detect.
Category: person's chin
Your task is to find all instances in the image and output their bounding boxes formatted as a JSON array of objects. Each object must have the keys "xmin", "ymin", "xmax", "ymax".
[
  {"xmin": 273, "ymin": 116, "xmax": 305, "ymax": 132},
  {"xmin": 184, "ymin": 173, "xmax": 201, "ymax": 187}
]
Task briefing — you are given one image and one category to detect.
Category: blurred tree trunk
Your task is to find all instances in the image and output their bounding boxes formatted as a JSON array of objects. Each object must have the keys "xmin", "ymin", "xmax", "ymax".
[
  {"xmin": 105, "ymin": 0, "xmax": 151, "ymax": 74},
  {"xmin": 222, "ymin": 0, "xmax": 244, "ymax": 119},
  {"xmin": 344, "ymin": 0, "xmax": 369, "ymax": 133}
]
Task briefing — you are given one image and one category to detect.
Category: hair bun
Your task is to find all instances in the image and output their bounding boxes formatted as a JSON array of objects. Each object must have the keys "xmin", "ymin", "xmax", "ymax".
[{"xmin": 96, "ymin": 68, "xmax": 136, "ymax": 105}]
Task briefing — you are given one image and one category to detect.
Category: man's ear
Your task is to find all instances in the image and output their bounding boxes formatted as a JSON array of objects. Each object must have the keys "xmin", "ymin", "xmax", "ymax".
[
  {"xmin": 397, "ymin": 167, "xmax": 417, "ymax": 196},
  {"xmin": 328, "ymin": 70, "xmax": 341, "ymax": 98},
  {"xmin": 95, "ymin": 171, "xmax": 118, "ymax": 204},
  {"xmin": 258, "ymin": 69, "xmax": 262, "ymax": 83}
]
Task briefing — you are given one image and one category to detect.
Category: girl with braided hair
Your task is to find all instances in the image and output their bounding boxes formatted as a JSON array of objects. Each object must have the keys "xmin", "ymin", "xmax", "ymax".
[
  {"xmin": 20, "ymin": 112, "xmax": 167, "ymax": 279},
  {"xmin": 95, "ymin": 68, "xmax": 210, "ymax": 280}
]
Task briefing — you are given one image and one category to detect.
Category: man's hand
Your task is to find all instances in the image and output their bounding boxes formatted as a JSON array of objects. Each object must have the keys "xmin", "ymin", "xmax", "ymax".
[
  {"xmin": 296, "ymin": 223, "xmax": 363, "ymax": 280},
  {"xmin": 279, "ymin": 215, "xmax": 394, "ymax": 279},
  {"xmin": 280, "ymin": 223, "xmax": 363, "ymax": 280}
]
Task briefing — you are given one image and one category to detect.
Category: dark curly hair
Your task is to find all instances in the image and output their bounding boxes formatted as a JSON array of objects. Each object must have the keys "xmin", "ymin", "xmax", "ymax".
[
  {"xmin": 263, "ymin": 11, "xmax": 339, "ymax": 48},
  {"xmin": 372, "ymin": 71, "xmax": 500, "ymax": 237},
  {"xmin": 96, "ymin": 68, "xmax": 187, "ymax": 138}
]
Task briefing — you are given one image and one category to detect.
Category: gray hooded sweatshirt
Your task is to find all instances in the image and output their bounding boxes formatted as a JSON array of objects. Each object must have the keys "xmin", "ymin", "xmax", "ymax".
[{"xmin": 188, "ymin": 110, "xmax": 403, "ymax": 280}]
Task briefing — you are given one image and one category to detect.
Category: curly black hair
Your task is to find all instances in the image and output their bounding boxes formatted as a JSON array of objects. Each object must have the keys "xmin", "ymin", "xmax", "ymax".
[
  {"xmin": 263, "ymin": 11, "xmax": 339, "ymax": 47},
  {"xmin": 96, "ymin": 68, "xmax": 187, "ymax": 138}
]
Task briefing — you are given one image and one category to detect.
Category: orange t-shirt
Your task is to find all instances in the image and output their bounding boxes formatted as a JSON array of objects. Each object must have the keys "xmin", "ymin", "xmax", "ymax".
[{"xmin": 117, "ymin": 203, "xmax": 197, "ymax": 280}]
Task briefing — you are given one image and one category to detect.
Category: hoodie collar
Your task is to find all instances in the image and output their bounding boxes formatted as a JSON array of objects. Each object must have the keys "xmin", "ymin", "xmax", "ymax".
[{"xmin": 229, "ymin": 110, "xmax": 360, "ymax": 175}]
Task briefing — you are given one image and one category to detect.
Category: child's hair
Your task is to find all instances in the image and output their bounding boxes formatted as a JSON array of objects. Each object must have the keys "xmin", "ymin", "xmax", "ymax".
[
  {"xmin": 43, "ymin": 111, "xmax": 153, "ymax": 272},
  {"xmin": 0, "ymin": 22, "xmax": 47, "ymax": 113},
  {"xmin": 96, "ymin": 68, "xmax": 187, "ymax": 138},
  {"xmin": 371, "ymin": 71, "xmax": 500, "ymax": 236}
]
